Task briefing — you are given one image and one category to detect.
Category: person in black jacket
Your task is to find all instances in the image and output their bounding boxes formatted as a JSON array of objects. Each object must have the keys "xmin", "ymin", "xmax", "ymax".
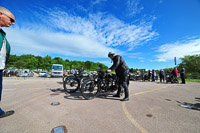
[
  {"xmin": 180, "ymin": 66, "xmax": 186, "ymax": 84},
  {"xmin": 107, "ymin": 52, "xmax": 129, "ymax": 101}
]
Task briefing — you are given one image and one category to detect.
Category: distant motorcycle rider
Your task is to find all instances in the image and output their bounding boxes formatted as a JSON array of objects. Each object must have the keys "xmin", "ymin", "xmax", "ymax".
[{"xmin": 107, "ymin": 52, "xmax": 129, "ymax": 101}]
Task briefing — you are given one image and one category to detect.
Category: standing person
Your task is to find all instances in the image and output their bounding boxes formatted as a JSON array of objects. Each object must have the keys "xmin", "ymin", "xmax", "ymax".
[
  {"xmin": 107, "ymin": 52, "xmax": 129, "ymax": 101},
  {"xmin": 159, "ymin": 69, "xmax": 165, "ymax": 82},
  {"xmin": 180, "ymin": 66, "xmax": 186, "ymax": 84},
  {"xmin": 175, "ymin": 68, "xmax": 178, "ymax": 82},
  {"xmin": 152, "ymin": 69, "xmax": 155, "ymax": 82},
  {"xmin": 171, "ymin": 67, "xmax": 178, "ymax": 83},
  {"xmin": 0, "ymin": 6, "xmax": 15, "ymax": 118},
  {"xmin": 142, "ymin": 70, "xmax": 145, "ymax": 81},
  {"xmin": 148, "ymin": 70, "xmax": 151, "ymax": 81}
]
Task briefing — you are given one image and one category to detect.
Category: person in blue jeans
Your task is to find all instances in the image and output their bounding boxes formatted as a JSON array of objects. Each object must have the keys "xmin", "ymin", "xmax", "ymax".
[{"xmin": 0, "ymin": 6, "xmax": 15, "ymax": 118}]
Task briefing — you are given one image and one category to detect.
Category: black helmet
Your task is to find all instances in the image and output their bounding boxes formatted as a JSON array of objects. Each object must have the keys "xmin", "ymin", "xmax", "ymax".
[{"xmin": 108, "ymin": 51, "xmax": 115, "ymax": 57}]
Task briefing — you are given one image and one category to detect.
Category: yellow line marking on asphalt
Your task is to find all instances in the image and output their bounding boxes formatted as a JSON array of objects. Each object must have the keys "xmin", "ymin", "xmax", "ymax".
[
  {"xmin": 15, "ymin": 80, "xmax": 26, "ymax": 85},
  {"xmin": 122, "ymin": 86, "xmax": 168, "ymax": 133},
  {"xmin": 131, "ymin": 86, "xmax": 168, "ymax": 96},
  {"xmin": 122, "ymin": 102, "xmax": 148, "ymax": 133},
  {"xmin": 29, "ymin": 88, "xmax": 45, "ymax": 90}
]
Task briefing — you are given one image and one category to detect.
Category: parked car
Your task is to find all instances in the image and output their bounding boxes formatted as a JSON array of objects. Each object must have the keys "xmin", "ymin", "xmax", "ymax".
[
  {"xmin": 3, "ymin": 69, "xmax": 17, "ymax": 77},
  {"xmin": 16, "ymin": 70, "xmax": 34, "ymax": 77},
  {"xmin": 38, "ymin": 71, "xmax": 48, "ymax": 77}
]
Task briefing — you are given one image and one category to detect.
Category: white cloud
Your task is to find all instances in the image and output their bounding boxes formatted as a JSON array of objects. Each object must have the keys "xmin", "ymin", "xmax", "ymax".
[
  {"xmin": 5, "ymin": 27, "xmax": 117, "ymax": 58},
  {"xmin": 155, "ymin": 37, "xmax": 200, "ymax": 61},
  {"xmin": 127, "ymin": 52, "xmax": 142, "ymax": 58},
  {"xmin": 126, "ymin": 0, "xmax": 144, "ymax": 16},
  {"xmin": 92, "ymin": 0, "xmax": 107, "ymax": 6},
  {"xmin": 3, "ymin": 3, "xmax": 157, "ymax": 59},
  {"xmin": 47, "ymin": 10, "xmax": 157, "ymax": 50}
]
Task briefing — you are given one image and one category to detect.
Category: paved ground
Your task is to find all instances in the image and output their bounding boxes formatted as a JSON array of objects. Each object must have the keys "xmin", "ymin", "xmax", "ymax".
[{"xmin": 0, "ymin": 77, "xmax": 200, "ymax": 133}]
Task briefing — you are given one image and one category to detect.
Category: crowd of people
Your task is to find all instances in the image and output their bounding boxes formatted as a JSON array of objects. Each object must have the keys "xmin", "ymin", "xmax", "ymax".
[{"xmin": 135, "ymin": 67, "xmax": 186, "ymax": 84}]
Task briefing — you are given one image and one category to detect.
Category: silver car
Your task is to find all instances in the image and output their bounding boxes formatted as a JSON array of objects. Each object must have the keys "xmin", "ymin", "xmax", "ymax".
[
  {"xmin": 38, "ymin": 71, "xmax": 48, "ymax": 77},
  {"xmin": 16, "ymin": 70, "xmax": 34, "ymax": 77}
]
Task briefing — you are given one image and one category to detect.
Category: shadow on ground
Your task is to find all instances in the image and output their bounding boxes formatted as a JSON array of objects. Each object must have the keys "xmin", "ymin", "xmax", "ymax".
[
  {"xmin": 96, "ymin": 93, "xmax": 122, "ymax": 101},
  {"xmin": 63, "ymin": 90, "xmax": 85, "ymax": 100},
  {"xmin": 50, "ymin": 88, "xmax": 66, "ymax": 93},
  {"xmin": 177, "ymin": 97, "xmax": 200, "ymax": 111}
]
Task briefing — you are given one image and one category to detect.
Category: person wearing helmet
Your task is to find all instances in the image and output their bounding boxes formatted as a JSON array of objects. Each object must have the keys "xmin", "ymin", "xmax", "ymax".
[
  {"xmin": 0, "ymin": 6, "xmax": 15, "ymax": 118},
  {"xmin": 107, "ymin": 52, "xmax": 129, "ymax": 101}
]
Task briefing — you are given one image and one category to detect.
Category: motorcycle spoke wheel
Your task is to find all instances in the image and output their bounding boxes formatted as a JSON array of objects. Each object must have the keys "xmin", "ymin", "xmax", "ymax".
[
  {"xmin": 81, "ymin": 80, "xmax": 99, "ymax": 100},
  {"xmin": 63, "ymin": 78, "xmax": 80, "ymax": 93}
]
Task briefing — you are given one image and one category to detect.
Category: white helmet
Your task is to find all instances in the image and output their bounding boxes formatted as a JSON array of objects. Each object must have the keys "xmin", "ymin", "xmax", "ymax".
[{"xmin": 108, "ymin": 51, "xmax": 115, "ymax": 57}]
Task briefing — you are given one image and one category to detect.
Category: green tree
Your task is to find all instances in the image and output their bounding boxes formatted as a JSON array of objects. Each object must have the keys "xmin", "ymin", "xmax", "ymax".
[
  {"xmin": 6, "ymin": 54, "xmax": 109, "ymax": 72},
  {"xmin": 15, "ymin": 60, "xmax": 26, "ymax": 69},
  {"xmin": 26, "ymin": 56, "xmax": 38, "ymax": 70},
  {"xmin": 52, "ymin": 57, "xmax": 64, "ymax": 64},
  {"xmin": 43, "ymin": 55, "xmax": 52, "ymax": 71},
  {"xmin": 6, "ymin": 54, "xmax": 18, "ymax": 68},
  {"xmin": 84, "ymin": 61, "xmax": 92, "ymax": 70},
  {"xmin": 35, "ymin": 56, "xmax": 43, "ymax": 69},
  {"xmin": 96, "ymin": 62, "xmax": 108, "ymax": 70},
  {"xmin": 72, "ymin": 60, "xmax": 82, "ymax": 69},
  {"xmin": 179, "ymin": 54, "xmax": 200, "ymax": 75}
]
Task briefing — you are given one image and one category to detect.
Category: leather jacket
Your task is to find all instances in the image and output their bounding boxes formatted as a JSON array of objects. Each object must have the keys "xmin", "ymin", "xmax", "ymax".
[{"xmin": 109, "ymin": 55, "xmax": 129, "ymax": 75}]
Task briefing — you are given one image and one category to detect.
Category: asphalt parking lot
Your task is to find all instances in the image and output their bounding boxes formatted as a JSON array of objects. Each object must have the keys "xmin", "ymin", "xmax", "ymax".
[{"xmin": 0, "ymin": 77, "xmax": 200, "ymax": 133}]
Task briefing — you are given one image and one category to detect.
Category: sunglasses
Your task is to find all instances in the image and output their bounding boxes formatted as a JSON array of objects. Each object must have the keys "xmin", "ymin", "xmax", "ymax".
[{"xmin": 3, "ymin": 13, "xmax": 15, "ymax": 23}]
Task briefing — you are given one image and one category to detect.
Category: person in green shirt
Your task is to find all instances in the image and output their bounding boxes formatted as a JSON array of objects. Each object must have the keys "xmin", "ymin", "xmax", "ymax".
[{"xmin": 0, "ymin": 6, "xmax": 15, "ymax": 118}]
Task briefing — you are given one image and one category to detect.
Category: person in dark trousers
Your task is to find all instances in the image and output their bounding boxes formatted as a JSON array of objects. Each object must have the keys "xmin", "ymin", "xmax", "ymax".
[
  {"xmin": 148, "ymin": 70, "xmax": 151, "ymax": 81},
  {"xmin": 159, "ymin": 69, "xmax": 165, "ymax": 82},
  {"xmin": 107, "ymin": 52, "xmax": 129, "ymax": 101},
  {"xmin": 152, "ymin": 69, "xmax": 155, "ymax": 82},
  {"xmin": 0, "ymin": 6, "xmax": 15, "ymax": 118},
  {"xmin": 166, "ymin": 69, "xmax": 171, "ymax": 83},
  {"xmin": 180, "ymin": 66, "xmax": 186, "ymax": 84}
]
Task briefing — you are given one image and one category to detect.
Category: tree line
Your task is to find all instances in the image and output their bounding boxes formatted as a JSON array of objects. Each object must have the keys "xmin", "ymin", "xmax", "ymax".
[
  {"xmin": 130, "ymin": 54, "xmax": 200, "ymax": 76},
  {"xmin": 6, "ymin": 54, "xmax": 108, "ymax": 71},
  {"xmin": 6, "ymin": 54, "xmax": 200, "ymax": 75}
]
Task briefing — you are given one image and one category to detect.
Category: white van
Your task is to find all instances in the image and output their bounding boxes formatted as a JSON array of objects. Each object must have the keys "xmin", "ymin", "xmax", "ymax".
[{"xmin": 51, "ymin": 64, "xmax": 63, "ymax": 77}]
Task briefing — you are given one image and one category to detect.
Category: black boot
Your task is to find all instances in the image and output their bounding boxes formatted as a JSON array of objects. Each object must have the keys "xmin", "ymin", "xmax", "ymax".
[
  {"xmin": 121, "ymin": 82, "xmax": 129, "ymax": 101},
  {"xmin": 120, "ymin": 97, "xmax": 129, "ymax": 101}
]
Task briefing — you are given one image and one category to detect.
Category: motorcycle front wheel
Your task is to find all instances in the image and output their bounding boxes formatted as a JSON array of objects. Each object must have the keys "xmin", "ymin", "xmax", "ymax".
[
  {"xmin": 63, "ymin": 77, "xmax": 80, "ymax": 93},
  {"xmin": 80, "ymin": 79, "xmax": 100, "ymax": 100}
]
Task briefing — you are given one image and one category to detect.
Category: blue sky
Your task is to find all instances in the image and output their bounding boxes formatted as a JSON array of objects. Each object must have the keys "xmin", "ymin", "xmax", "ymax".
[{"xmin": 1, "ymin": 0, "xmax": 200, "ymax": 70}]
